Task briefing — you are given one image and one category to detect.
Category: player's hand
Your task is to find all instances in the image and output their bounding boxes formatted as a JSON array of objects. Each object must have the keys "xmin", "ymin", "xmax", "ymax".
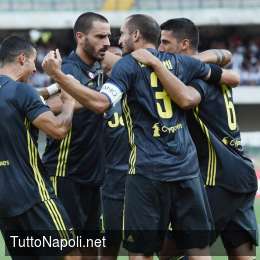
[
  {"xmin": 42, "ymin": 49, "xmax": 62, "ymax": 77},
  {"xmin": 131, "ymin": 49, "xmax": 159, "ymax": 67}
]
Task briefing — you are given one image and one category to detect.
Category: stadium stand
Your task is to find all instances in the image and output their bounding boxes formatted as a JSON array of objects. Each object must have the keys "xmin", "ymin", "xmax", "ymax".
[{"xmin": 0, "ymin": 0, "xmax": 260, "ymax": 11}]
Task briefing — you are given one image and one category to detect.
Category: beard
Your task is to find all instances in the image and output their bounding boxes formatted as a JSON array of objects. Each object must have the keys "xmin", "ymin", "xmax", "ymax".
[
  {"xmin": 82, "ymin": 38, "xmax": 107, "ymax": 62},
  {"xmin": 122, "ymin": 38, "xmax": 135, "ymax": 55}
]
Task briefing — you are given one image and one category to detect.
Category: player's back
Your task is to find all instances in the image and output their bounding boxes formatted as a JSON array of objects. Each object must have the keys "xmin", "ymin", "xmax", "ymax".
[
  {"xmin": 0, "ymin": 76, "xmax": 53, "ymax": 217},
  {"xmin": 107, "ymin": 49, "xmax": 210, "ymax": 181},
  {"xmin": 187, "ymin": 79, "xmax": 257, "ymax": 193}
]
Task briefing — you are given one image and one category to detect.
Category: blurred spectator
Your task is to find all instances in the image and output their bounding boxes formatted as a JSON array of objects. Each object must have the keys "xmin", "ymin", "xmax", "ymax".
[
  {"xmin": 29, "ymin": 40, "xmax": 53, "ymax": 88},
  {"xmin": 26, "ymin": 30, "xmax": 260, "ymax": 87},
  {"xmin": 200, "ymin": 35, "xmax": 260, "ymax": 86}
]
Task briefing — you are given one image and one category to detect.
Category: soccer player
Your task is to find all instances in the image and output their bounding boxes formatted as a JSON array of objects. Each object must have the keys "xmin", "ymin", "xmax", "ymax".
[
  {"xmin": 42, "ymin": 12, "xmax": 110, "ymax": 259},
  {"xmin": 151, "ymin": 18, "xmax": 257, "ymax": 259},
  {"xmin": 0, "ymin": 35, "xmax": 80, "ymax": 259},
  {"xmin": 101, "ymin": 99, "xmax": 128, "ymax": 260},
  {"xmin": 101, "ymin": 45, "xmax": 128, "ymax": 260},
  {"xmin": 41, "ymin": 13, "xmax": 238, "ymax": 260}
]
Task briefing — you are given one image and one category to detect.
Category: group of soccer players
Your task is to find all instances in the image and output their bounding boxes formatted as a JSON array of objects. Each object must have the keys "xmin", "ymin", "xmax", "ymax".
[{"xmin": 0, "ymin": 10, "xmax": 258, "ymax": 260}]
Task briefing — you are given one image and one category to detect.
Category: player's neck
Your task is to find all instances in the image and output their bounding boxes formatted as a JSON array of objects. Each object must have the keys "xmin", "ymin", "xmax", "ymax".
[
  {"xmin": 182, "ymin": 49, "xmax": 196, "ymax": 56},
  {"xmin": 0, "ymin": 64, "xmax": 23, "ymax": 82},
  {"xmin": 137, "ymin": 42, "xmax": 156, "ymax": 50},
  {"xmin": 76, "ymin": 47, "xmax": 95, "ymax": 66}
]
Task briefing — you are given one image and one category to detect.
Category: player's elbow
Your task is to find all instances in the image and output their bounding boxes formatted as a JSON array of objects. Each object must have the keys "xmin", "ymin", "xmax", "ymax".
[
  {"xmin": 48, "ymin": 127, "xmax": 69, "ymax": 140},
  {"xmin": 178, "ymin": 94, "xmax": 200, "ymax": 110},
  {"xmin": 179, "ymin": 99, "xmax": 197, "ymax": 110},
  {"xmin": 222, "ymin": 70, "xmax": 240, "ymax": 87},
  {"xmin": 230, "ymin": 72, "xmax": 240, "ymax": 86},
  {"xmin": 93, "ymin": 100, "xmax": 110, "ymax": 114}
]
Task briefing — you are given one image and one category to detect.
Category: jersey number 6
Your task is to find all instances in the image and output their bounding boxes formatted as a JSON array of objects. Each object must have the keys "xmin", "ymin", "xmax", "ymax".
[{"xmin": 222, "ymin": 84, "xmax": 237, "ymax": 131}]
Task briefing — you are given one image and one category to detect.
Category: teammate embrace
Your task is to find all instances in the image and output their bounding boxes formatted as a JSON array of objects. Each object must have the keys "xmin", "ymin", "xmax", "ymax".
[{"xmin": 0, "ymin": 11, "xmax": 258, "ymax": 260}]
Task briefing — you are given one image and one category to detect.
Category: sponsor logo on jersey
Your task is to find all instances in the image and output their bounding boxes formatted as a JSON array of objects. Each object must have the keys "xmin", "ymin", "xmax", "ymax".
[
  {"xmin": 152, "ymin": 123, "xmax": 183, "ymax": 137},
  {"xmin": 0, "ymin": 160, "xmax": 10, "ymax": 167},
  {"xmin": 222, "ymin": 136, "xmax": 243, "ymax": 152}
]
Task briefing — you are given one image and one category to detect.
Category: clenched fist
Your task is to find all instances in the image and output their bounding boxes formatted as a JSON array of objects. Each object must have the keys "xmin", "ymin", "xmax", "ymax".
[{"xmin": 42, "ymin": 49, "xmax": 62, "ymax": 77}]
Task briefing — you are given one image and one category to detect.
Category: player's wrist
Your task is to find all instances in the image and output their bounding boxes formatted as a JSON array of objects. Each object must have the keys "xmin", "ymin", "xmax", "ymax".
[
  {"xmin": 150, "ymin": 58, "xmax": 162, "ymax": 70},
  {"xmin": 46, "ymin": 83, "xmax": 60, "ymax": 96},
  {"xmin": 50, "ymin": 69, "xmax": 64, "ymax": 83}
]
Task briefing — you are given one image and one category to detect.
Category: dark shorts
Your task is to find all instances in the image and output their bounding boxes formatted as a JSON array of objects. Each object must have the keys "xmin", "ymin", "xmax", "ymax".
[
  {"xmin": 101, "ymin": 195, "xmax": 124, "ymax": 247},
  {"xmin": 102, "ymin": 170, "xmax": 126, "ymax": 200},
  {"xmin": 0, "ymin": 198, "xmax": 75, "ymax": 258},
  {"xmin": 50, "ymin": 176, "xmax": 101, "ymax": 238},
  {"xmin": 123, "ymin": 174, "xmax": 213, "ymax": 255},
  {"xmin": 206, "ymin": 186, "xmax": 258, "ymax": 250}
]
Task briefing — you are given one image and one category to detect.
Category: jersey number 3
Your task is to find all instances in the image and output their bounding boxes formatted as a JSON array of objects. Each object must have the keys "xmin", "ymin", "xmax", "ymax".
[
  {"xmin": 222, "ymin": 84, "xmax": 237, "ymax": 131},
  {"xmin": 150, "ymin": 72, "xmax": 173, "ymax": 119}
]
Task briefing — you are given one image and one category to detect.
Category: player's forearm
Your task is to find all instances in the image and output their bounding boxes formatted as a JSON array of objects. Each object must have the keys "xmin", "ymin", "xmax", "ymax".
[
  {"xmin": 51, "ymin": 70, "xmax": 110, "ymax": 114},
  {"xmin": 36, "ymin": 84, "xmax": 60, "ymax": 100},
  {"xmin": 152, "ymin": 60, "xmax": 201, "ymax": 109},
  {"xmin": 194, "ymin": 49, "xmax": 232, "ymax": 66},
  {"xmin": 44, "ymin": 102, "xmax": 74, "ymax": 140},
  {"xmin": 220, "ymin": 69, "xmax": 240, "ymax": 87},
  {"xmin": 46, "ymin": 94, "xmax": 63, "ymax": 114},
  {"xmin": 102, "ymin": 51, "xmax": 121, "ymax": 72},
  {"xmin": 57, "ymin": 102, "xmax": 74, "ymax": 132}
]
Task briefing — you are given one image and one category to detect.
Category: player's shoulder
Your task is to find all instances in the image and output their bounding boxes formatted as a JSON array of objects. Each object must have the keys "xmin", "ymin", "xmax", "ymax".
[
  {"xmin": 0, "ymin": 76, "xmax": 29, "ymax": 95},
  {"xmin": 118, "ymin": 53, "xmax": 136, "ymax": 65},
  {"xmin": 62, "ymin": 52, "xmax": 82, "ymax": 74},
  {"xmin": 156, "ymin": 49, "xmax": 174, "ymax": 59},
  {"xmin": 112, "ymin": 54, "xmax": 138, "ymax": 74}
]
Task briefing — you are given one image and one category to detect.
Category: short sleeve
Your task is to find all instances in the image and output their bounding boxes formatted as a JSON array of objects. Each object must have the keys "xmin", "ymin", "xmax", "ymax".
[
  {"xmin": 189, "ymin": 79, "xmax": 208, "ymax": 101},
  {"xmin": 100, "ymin": 56, "xmax": 136, "ymax": 105},
  {"xmin": 15, "ymin": 83, "xmax": 50, "ymax": 122},
  {"xmin": 178, "ymin": 55, "xmax": 210, "ymax": 83},
  {"xmin": 107, "ymin": 56, "xmax": 136, "ymax": 93}
]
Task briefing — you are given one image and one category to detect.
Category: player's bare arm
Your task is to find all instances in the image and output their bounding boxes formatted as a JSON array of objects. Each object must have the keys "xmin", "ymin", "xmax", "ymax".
[
  {"xmin": 36, "ymin": 83, "xmax": 60, "ymax": 100},
  {"xmin": 193, "ymin": 49, "xmax": 240, "ymax": 86},
  {"xmin": 32, "ymin": 89, "xmax": 75, "ymax": 140},
  {"xmin": 42, "ymin": 49, "xmax": 110, "ymax": 114},
  {"xmin": 46, "ymin": 93, "xmax": 63, "ymax": 114},
  {"xmin": 131, "ymin": 48, "xmax": 201, "ymax": 109},
  {"xmin": 102, "ymin": 50, "xmax": 121, "ymax": 72},
  {"xmin": 221, "ymin": 69, "xmax": 240, "ymax": 87},
  {"xmin": 194, "ymin": 49, "xmax": 232, "ymax": 66},
  {"xmin": 132, "ymin": 49, "xmax": 240, "ymax": 106}
]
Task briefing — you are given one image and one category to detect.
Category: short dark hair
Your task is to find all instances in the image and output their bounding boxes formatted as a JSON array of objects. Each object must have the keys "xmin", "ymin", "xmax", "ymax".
[
  {"xmin": 73, "ymin": 12, "xmax": 108, "ymax": 38},
  {"xmin": 126, "ymin": 14, "xmax": 161, "ymax": 46},
  {"xmin": 160, "ymin": 18, "xmax": 199, "ymax": 50},
  {"xmin": 0, "ymin": 35, "xmax": 35, "ymax": 66}
]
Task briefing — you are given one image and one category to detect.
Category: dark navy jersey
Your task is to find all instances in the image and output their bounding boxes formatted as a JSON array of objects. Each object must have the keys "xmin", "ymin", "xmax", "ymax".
[
  {"xmin": 0, "ymin": 76, "xmax": 54, "ymax": 217},
  {"xmin": 102, "ymin": 102, "xmax": 128, "ymax": 199},
  {"xmin": 43, "ymin": 51, "xmax": 105, "ymax": 185},
  {"xmin": 187, "ymin": 79, "xmax": 257, "ymax": 193},
  {"xmin": 101, "ymin": 49, "xmax": 211, "ymax": 181}
]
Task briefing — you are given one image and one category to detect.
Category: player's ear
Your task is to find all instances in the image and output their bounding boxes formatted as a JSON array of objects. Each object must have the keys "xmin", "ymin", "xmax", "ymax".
[
  {"xmin": 17, "ymin": 52, "xmax": 26, "ymax": 66},
  {"xmin": 133, "ymin": 29, "xmax": 141, "ymax": 42},
  {"xmin": 182, "ymin": 39, "xmax": 191, "ymax": 52},
  {"xmin": 75, "ymin": 32, "xmax": 85, "ymax": 43}
]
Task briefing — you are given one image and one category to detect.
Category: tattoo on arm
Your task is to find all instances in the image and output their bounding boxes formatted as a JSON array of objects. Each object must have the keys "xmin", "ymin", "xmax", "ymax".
[{"xmin": 213, "ymin": 49, "xmax": 225, "ymax": 65}]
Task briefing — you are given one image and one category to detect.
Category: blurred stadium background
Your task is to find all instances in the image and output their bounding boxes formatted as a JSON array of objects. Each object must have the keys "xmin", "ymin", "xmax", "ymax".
[{"xmin": 0, "ymin": 0, "xmax": 259, "ymax": 258}]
